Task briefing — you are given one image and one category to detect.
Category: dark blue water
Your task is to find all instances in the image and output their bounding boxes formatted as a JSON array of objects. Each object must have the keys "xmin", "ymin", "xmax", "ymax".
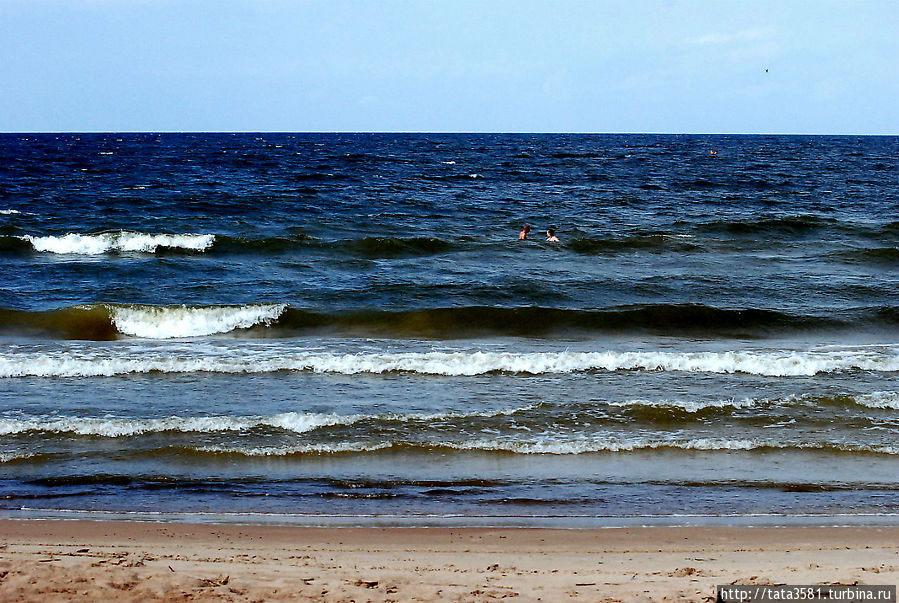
[{"xmin": 1, "ymin": 133, "xmax": 898, "ymax": 525}]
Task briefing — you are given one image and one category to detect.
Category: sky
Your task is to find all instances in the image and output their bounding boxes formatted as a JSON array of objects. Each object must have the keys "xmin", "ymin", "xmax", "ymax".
[{"xmin": 1, "ymin": 0, "xmax": 897, "ymax": 134}]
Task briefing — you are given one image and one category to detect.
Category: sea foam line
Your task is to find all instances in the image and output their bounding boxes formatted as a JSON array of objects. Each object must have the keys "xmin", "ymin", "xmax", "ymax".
[
  {"xmin": 189, "ymin": 438, "xmax": 899, "ymax": 456},
  {"xmin": 0, "ymin": 406, "xmax": 532, "ymax": 437},
  {"xmin": 614, "ymin": 392, "xmax": 899, "ymax": 413},
  {"xmin": 1, "ymin": 348, "xmax": 898, "ymax": 378},
  {"xmin": 21, "ymin": 231, "xmax": 215, "ymax": 254},
  {"xmin": 444, "ymin": 438, "xmax": 899, "ymax": 455},
  {"xmin": 0, "ymin": 412, "xmax": 349, "ymax": 437}
]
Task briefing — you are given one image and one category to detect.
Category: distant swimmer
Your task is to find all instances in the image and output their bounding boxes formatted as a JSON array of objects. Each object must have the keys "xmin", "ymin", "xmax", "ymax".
[
  {"xmin": 519, "ymin": 225, "xmax": 531, "ymax": 240},
  {"xmin": 709, "ymin": 150, "xmax": 718, "ymax": 155},
  {"xmin": 546, "ymin": 228, "xmax": 560, "ymax": 242}
]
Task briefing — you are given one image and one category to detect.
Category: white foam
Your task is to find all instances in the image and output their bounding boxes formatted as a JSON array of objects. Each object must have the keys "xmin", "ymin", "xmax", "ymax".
[
  {"xmin": 608, "ymin": 398, "xmax": 758, "ymax": 413},
  {"xmin": 109, "ymin": 304, "xmax": 286, "ymax": 338},
  {"xmin": 854, "ymin": 391, "xmax": 899, "ymax": 410},
  {"xmin": 0, "ymin": 412, "xmax": 352, "ymax": 437},
  {"xmin": 444, "ymin": 438, "xmax": 899, "ymax": 455},
  {"xmin": 446, "ymin": 437, "xmax": 766, "ymax": 454},
  {"xmin": 196, "ymin": 442, "xmax": 393, "ymax": 456},
  {"xmin": 0, "ymin": 451, "xmax": 36, "ymax": 462},
  {"xmin": 190, "ymin": 438, "xmax": 899, "ymax": 456},
  {"xmin": 2, "ymin": 347, "xmax": 898, "ymax": 378},
  {"xmin": 21, "ymin": 231, "xmax": 215, "ymax": 254},
  {"xmin": 0, "ymin": 406, "xmax": 533, "ymax": 437},
  {"xmin": 0, "ymin": 209, "xmax": 21, "ymax": 215}
]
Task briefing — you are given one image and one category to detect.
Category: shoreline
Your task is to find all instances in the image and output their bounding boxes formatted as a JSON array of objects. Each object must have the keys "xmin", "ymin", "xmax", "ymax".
[
  {"xmin": 6, "ymin": 509, "xmax": 899, "ymax": 529},
  {"xmin": 2, "ymin": 520, "xmax": 897, "ymax": 602}
]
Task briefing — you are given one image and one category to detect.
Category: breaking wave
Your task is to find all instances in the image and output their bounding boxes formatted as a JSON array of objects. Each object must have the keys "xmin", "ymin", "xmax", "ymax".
[
  {"xmin": 21, "ymin": 231, "xmax": 215, "ymax": 254},
  {"xmin": 2, "ymin": 347, "xmax": 897, "ymax": 378},
  {"xmin": 440, "ymin": 438, "xmax": 899, "ymax": 455},
  {"xmin": 0, "ymin": 303, "xmax": 287, "ymax": 340},
  {"xmin": 2, "ymin": 302, "xmax": 873, "ymax": 341},
  {"xmin": 0, "ymin": 412, "xmax": 352, "ymax": 437},
  {"xmin": 7, "ymin": 232, "xmax": 461, "ymax": 259},
  {"xmin": 0, "ymin": 406, "xmax": 532, "ymax": 437},
  {"xmin": 188, "ymin": 439, "xmax": 899, "ymax": 457},
  {"xmin": 854, "ymin": 391, "xmax": 899, "ymax": 410},
  {"xmin": 109, "ymin": 304, "xmax": 286, "ymax": 338},
  {"xmin": 0, "ymin": 451, "xmax": 39, "ymax": 463}
]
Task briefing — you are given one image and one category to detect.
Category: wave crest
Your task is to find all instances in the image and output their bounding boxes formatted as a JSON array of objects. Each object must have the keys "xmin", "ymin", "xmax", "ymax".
[
  {"xmin": 21, "ymin": 231, "xmax": 215, "ymax": 254},
  {"xmin": 186, "ymin": 439, "xmax": 899, "ymax": 457},
  {"xmin": 0, "ymin": 406, "xmax": 532, "ymax": 437},
  {"xmin": 109, "ymin": 304, "xmax": 286, "ymax": 338},
  {"xmin": 0, "ymin": 412, "xmax": 348, "ymax": 437},
  {"xmin": 2, "ymin": 348, "xmax": 897, "ymax": 378},
  {"xmin": 2, "ymin": 303, "xmax": 862, "ymax": 341}
]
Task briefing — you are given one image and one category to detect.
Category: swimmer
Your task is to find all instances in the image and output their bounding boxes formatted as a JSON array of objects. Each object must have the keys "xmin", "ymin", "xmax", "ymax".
[
  {"xmin": 519, "ymin": 225, "xmax": 531, "ymax": 240},
  {"xmin": 546, "ymin": 228, "xmax": 560, "ymax": 242}
]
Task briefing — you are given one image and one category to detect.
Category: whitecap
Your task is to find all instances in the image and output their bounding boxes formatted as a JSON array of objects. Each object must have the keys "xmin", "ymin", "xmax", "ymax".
[
  {"xmin": 0, "ymin": 412, "xmax": 351, "ymax": 437},
  {"xmin": 195, "ymin": 442, "xmax": 393, "ymax": 456},
  {"xmin": 0, "ymin": 451, "xmax": 37, "ymax": 462},
  {"xmin": 21, "ymin": 231, "xmax": 215, "ymax": 254},
  {"xmin": 109, "ymin": 303, "xmax": 286, "ymax": 338},
  {"xmin": 2, "ymin": 347, "xmax": 899, "ymax": 378},
  {"xmin": 0, "ymin": 405, "xmax": 536, "ymax": 437},
  {"xmin": 854, "ymin": 391, "xmax": 899, "ymax": 410}
]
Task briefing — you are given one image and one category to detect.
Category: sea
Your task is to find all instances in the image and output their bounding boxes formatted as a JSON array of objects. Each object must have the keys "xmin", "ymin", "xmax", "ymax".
[{"xmin": 1, "ymin": 133, "xmax": 897, "ymax": 527}]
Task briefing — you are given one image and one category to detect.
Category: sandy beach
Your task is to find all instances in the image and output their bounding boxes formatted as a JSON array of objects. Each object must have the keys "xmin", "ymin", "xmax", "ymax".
[{"xmin": 1, "ymin": 521, "xmax": 896, "ymax": 602}]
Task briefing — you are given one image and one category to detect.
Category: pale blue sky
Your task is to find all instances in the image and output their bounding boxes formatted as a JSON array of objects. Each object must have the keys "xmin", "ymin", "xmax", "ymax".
[{"xmin": 1, "ymin": 0, "xmax": 897, "ymax": 133}]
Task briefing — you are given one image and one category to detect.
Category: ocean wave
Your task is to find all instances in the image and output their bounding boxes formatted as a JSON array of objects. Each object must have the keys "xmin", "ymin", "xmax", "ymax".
[
  {"xmin": 109, "ymin": 303, "xmax": 286, "ymax": 338},
  {"xmin": 0, "ymin": 304, "xmax": 288, "ymax": 340},
  {"xmin": 341, "ymin": 236, "xmax": 456, "ymax": 258},
  {"xmin": 854, "ymin": 391, "xmax": 899, "ymax": 410},
  {"xmin": 203, "ymin": 234, "xmax": 458, "ymax": 258},
  {"xmin": 591, "ymin": 392, "xmax": 899, "ymax": 420},
  {"xmin": 21, "ymin": 231, "xmax": 215, "ymax": 254},
  {"xmin": 0, "ymin": 236, "xmax": 33, "ymax": 253},
  {"xmin": 608, "ymin": 397, "xmax": 759, "ymax": 414},
  {"xmin": 0, "ymin": 406, "xmax": 531, "ymax": 437},
  {"xmin": 0, "ymin": 412, "xmax": 350, "ymax": 437},
  {"xmin": 269, "ymin": 304, "xmax": 846, "ymax": 338},
  {"xmin": 197, "ymin": 442, "xmax": 394, "ymax": 456},
  {"xmin": 185, "ymin": 439, "xmax": 899, "ymax": 457},
  {"xmin": 441, "ymin": 438, "xmax": 899, "ymax": 455},
  {"xmin": 1, "ymin": 303, "xmax": 863, "ymax": 340},
  {"xmin": 2, "ymin": 348, "xmax": 897, "ymax": 378},
  {"xmin": 7, "ymin": 232, "xmax": 464, "ymax": 259},
  {"xmin": 0, "ymin": 451, "xmax": 39, "ymax": 463}
]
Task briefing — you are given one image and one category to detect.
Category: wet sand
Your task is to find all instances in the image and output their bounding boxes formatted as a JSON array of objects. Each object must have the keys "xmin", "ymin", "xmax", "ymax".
[{"xmin": 1, "ymin": 521, "xmax": 897, "ymax": 602}]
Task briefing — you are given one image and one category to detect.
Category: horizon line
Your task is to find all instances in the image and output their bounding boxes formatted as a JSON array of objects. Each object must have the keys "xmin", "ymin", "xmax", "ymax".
[{"xmin": 2, "ymin": 130, "xmax": 897, "ymax": 137}]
